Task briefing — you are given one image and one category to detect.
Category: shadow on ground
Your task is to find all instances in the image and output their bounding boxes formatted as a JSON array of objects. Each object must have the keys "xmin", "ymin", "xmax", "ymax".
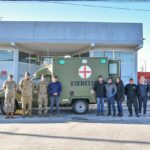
[
  {"xmin": 0, "ymin": 107, "xmax": 150, "ymax": 125},
  {"xmin": 0, "ymin": 131, "xmax": 150, "ymax": 145}
]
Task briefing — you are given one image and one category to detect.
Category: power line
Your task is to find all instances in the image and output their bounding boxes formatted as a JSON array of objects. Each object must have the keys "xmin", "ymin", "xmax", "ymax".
[
  {"xmin": 49, "ymin": 1, "xmax": 150, "ymax": 12},
  {"xmin": 1, "ymin": 0, "xmax": 150, "ymax": 1}
]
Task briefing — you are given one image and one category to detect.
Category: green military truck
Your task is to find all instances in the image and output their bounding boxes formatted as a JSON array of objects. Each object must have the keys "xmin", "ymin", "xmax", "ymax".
[{"xmin": 0, "ymin": 57, "xmax": 120, "ymax": 114}]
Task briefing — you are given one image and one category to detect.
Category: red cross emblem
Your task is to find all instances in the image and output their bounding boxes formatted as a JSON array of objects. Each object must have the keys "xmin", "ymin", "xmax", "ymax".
[{"xmin": 78, "ymin": 65, "xmax": 92, "ymax": 79}]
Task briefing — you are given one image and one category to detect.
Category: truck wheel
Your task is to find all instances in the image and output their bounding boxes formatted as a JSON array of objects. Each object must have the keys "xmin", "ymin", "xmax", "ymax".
[
  {"xmin": 0, "ymin": 101, "xmax": 6, "ymax": 115},
  {"xmin": 72, "ymin": 100, "xmax": 89, "ymax": 114},
  {"xmin": 0, "ymin": 99, "xmax": 17, "ymax": 115}
]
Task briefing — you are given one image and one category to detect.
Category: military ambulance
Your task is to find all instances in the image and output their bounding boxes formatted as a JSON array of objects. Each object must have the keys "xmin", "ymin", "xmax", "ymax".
[{"xmin": 0, "ymin": 57, "xmax": 120, "ymax": 114}]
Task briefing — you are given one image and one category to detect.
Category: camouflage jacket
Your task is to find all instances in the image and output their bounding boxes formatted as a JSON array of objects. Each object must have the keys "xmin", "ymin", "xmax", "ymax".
[
  {"xmin": 38, "ymin": 79, "xmax": 48, "ymax": 95},
  {"xmin": 19, "ymin": 78, "xmax": 33, "ymax": 97},
  {"xmin": 3, "ymin": 80, "xmax": 16, "ymax": 95}
]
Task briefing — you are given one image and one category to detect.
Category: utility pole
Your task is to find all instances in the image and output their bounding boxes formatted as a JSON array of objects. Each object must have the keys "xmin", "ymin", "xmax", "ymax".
[
  {"xmin": 141, "ymin": 59, "xmax": 147, "ymax": 72},
  {"xmin": 144, "ymin": 60, "xmax": 147, "ymax": 72}
]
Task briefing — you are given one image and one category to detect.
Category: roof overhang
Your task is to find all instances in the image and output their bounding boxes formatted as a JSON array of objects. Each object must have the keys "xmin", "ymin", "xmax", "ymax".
[{"xmin": 0, "ymin": 21, "xmax": 143, "ymax": 55}]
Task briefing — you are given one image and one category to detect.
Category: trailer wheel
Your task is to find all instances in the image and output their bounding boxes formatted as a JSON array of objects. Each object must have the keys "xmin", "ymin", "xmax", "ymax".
[
  {"xmin": 72, "ymin": 100, "xmax": 89, "ymax": 114},
  {"xmin": 0, "ymin": 99, "xmax": 17, "ymax": 115}
]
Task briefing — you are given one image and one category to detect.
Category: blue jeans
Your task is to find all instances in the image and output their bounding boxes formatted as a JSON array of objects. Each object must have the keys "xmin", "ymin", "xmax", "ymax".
[
  {"xmin": 107, "ymin": 97, "xmax": 116, "ymax": 115},
  {"xmin": 138, "ymin": 96, "xmax": 147, "ymax": 114},
  {"xmin": 117, "ymin": 100, "xmax": 123, "ymax": 114},
  {"xmin": 97, "ymin": 97, "xmax": 104, "ymax": 113},
  {"xmin": 50, "ymin": 96, "xmax": 60, "ymax": 113}
]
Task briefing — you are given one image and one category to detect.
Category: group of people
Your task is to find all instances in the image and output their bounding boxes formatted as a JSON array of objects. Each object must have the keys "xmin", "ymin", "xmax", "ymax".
[
  {"xmin": 3, "ymin": 72, "xmax": 62, "ymax": 119},
  {"xmin": 93, "ymin": 76, "xmax": 149, "ymax": 117},
  {"xmin": 2, "ymin": 72, "xmax": 149, "ymax": 119}
]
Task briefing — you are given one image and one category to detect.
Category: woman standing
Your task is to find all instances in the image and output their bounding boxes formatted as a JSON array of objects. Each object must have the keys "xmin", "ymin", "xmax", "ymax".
[{"xmin": 115, "ymin": 77, "xmax": 124, "ymax": 117}]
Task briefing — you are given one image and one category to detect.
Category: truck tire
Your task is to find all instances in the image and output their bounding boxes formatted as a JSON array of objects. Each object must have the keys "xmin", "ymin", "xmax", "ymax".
[
  {"xmin": 0, "ymin": 99, "xmax": 17, "ymax": 115},
  {"xmin": 72, "ymin": 100, "xmax": 89, "ymax": 114}
]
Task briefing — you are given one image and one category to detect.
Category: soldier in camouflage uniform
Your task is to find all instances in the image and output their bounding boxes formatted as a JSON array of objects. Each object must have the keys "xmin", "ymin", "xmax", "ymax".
[
  {"xmin": 38, "ymin": 75, "xmax": 48, "ymax": 116},
  {"xmin": 3, "ymin": 74, "xmax": 16, "ymax": 119},
  {"xmin": 19, "ymin": 72, "xmax": 33, "ymax": 117}
]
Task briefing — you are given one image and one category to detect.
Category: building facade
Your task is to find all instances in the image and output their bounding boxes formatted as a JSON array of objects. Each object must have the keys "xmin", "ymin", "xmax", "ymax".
[{"xmin": 0, "ymin": 21, "xmax": 143, "ymax": 87}]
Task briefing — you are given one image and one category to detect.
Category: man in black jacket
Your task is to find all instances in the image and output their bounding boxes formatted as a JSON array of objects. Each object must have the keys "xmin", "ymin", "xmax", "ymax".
[
  {"xmin": 125, "ymin": 78, "xmax": 139, "ymax": 117},
  {"xmin": 93, "ymin": 76, "xmax": 106, "ymax": 116}
]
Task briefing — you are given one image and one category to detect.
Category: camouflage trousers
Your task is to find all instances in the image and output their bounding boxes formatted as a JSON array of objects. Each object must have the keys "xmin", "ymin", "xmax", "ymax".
[
  {"xmin": 38, "ymin": 94, "xmax": 48, "ymax": 115},
  {"xmin": 21, "ymin": 96, "xmax": 32, "ymax": 115},
  {"xmin": 4, "ymin": 93, "xmax": 15, "ymax": 113}
]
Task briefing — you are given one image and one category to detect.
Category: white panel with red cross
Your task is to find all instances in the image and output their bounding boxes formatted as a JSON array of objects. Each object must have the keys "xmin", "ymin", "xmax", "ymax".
[{"xmin": 78, "ymin": 65, "xmax": 92, "ymax": 79}]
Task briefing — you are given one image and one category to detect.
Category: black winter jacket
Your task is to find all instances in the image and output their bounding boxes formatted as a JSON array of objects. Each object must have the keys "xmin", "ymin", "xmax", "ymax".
[
  {"xmin": 125, "ymin": 83, "xmax": 138, "ymax": 99},
  {"xmin": 93, "ymin": 81, "xmax": 106, "ymax": 98},
  {"xmin": 115, "ymin": 81, "xmax": 125, "ymax": 101},
  {"xmin": 137, "ymin": 83, "xmax": 149, "ymax": 98}
]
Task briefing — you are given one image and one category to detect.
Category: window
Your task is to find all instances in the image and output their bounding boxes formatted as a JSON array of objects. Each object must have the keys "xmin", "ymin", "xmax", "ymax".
[
  {"xmin": 104, "ymin": 51, "xmax": 113, "ymax": 59},
  {"xmin": 73, "ymin": 55, "xmax": 79, "ymax": 57},
  {"xmin": 80, "ymin": 52, "xmax": 89, "ymax": 57},
  {"xmin": 19, "ymin": 51, "xmax": 29, "ymax": 63},
  {"xmin": 109, "ymin": 63, "xmax": 117, "ymax": 74},
  {"xmin": 0, "ymin": 50, "xmax": 14, "ymax": 61},
  {"xmin": 93, "ymin": 51, "xmax": 104, "ymax": 57},
  {"xmin": 30, "ymin": 54, "xmax": 39, "ymax": 65},
  {"xmin": 41, "ymin": 57, "xmax": 52, "ymax": 65},
  {"xmin": 114, "ymin": 51, "xmax": 134, "ymax": 83},
  {"xmin": 93, "ymin": 51, "xmax": 113, "ymax": 59},
  {"xmin": 115, "ymin": 52, "xmax": 133, "ymax": 64},
  {"xmin": 73, "ymin": 52, "xmax": 89, "ymax": 57},
  {"xmin": 121, "ymin": 64, "xmax": 133, "ymax": 76}
]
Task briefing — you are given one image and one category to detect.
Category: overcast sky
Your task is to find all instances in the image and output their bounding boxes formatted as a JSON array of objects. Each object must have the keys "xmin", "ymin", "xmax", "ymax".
[{"xmin": 0, "ymin": 1, "xmax": 150, "ymax": 71}]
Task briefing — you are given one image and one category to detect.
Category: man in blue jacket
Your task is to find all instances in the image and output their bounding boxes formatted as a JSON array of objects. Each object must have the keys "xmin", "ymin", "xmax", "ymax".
[
  {"xmin": 138, "ymin": 76, "xmax": 149, "ymax": 115},
  {"xmin": 105, "ymin": 77, "xmax": 117, "ymax": 116},
  {"xmin": 48, "ymin": 75, "xmax": 62, "ymax": 115}
]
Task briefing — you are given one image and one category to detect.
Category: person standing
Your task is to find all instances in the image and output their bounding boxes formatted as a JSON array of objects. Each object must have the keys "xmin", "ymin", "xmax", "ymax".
[
  {"xmin": 38, "ymin": 75, "xmax": 48, "ymax": 116},
  {"xmin": 19, "ymin": 72, "xmax": 33, "ymax": 117},
  {"xmin": 125, "ymin": 78, "xmax": 139, "ymax": 117},
  {"xmin": 115, "ymin": 77, "xmax": 124, "ymax": 117},
  {"xmin": 48, "ymin": 76, "xmax": 62, "ymax": 115},
  {"xmin": 93, "ymin": 75, "xmax": 106, "ymax": 116},
  {"xmin": 3, "ymin": 75, "xmax": 16, "ymax": 119},
  {"xmin": 105, "ymin": 77, "xmax": 117, "ymax": 116},
  {"xmin": 137, "ymin": 76, "xmax": 149, "ymax": 115}
]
